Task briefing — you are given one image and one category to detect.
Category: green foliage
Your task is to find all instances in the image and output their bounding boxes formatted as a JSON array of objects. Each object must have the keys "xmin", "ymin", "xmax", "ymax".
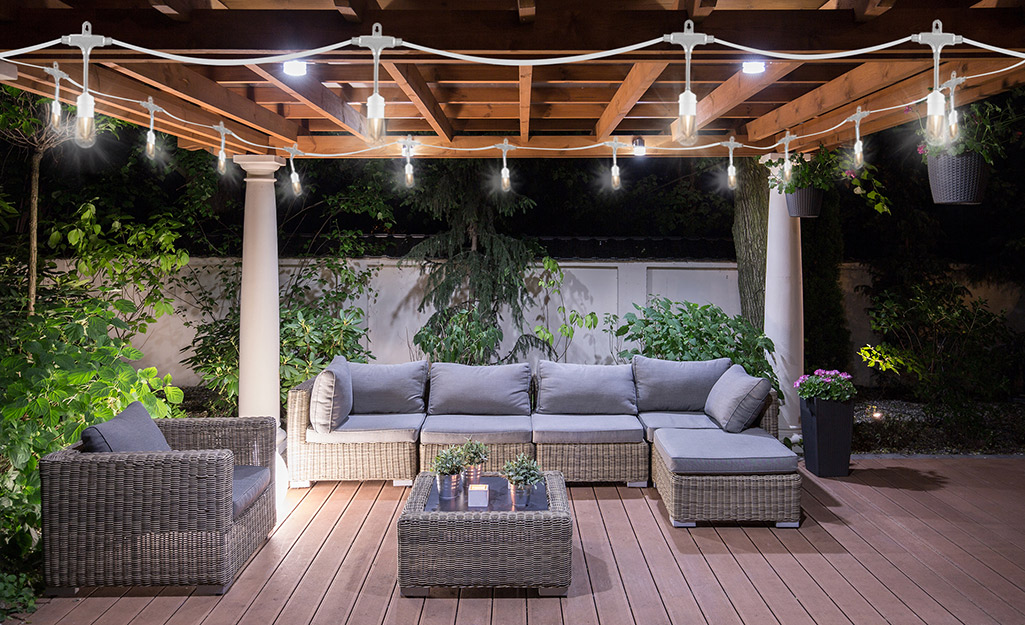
[
  {"xmin": 413, "ymin": 303, "xmax": 503, "ymax": 365},
  {"xmin": 501, "ymin": 453, "xmax": 544, "ymax": 487},
  {"xmin": 767, "ymin": 148, "xmax": 841, "ymax": 194},
  {"xmin": 858, "ymin": 280, "xmax": 1018, "ymax": 402},
  {"xmin": 607, "ymin": 297, "xmax": 780, "ymax": 397},
  {"xmin": 921, "ymin": 87, "xmax": 1025, "ymax": 166},
  {"xmin": 532, "ymin": 256, "xmax": 599, "ymax": 362},
  {"xmin": 0, "ymin": 572, "xmax": 36, "ymax": 620},
  {"xmin": 432, "ymin": 446, "xmax": 464, "ymax": 476},
  {"xmin": 795, "ymin": 370, "xmax": 857, "ymax": 402},
  {"xmin": 460, "ymin": 438, "xmax": 489, "ymax": 466}
]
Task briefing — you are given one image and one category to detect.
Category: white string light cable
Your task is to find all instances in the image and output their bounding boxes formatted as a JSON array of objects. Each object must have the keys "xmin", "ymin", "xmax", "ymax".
[
  {"xmin": 300, "ymin": 141, "xmax": 402, "ymax": 158},
  {"xmin": 42, "ymin": 62, "xmax": 68, "ymax": 129},
  {"xmin": 961, "ymin": 37, "xmax": 1025, "ymax": 61},
  {"xmin": 606, "ymin": 139, "xmax": 629, "ymax": 189},
  {"xmin": 914, "ymin": 20, "xmax": 961, "ymax": 146},
  {"xmin": 400, "ymin": 37, "xmax": 665, "ymax": 67},
  {"xmin": 0, "ymin": 38, "xmax": 63, "ymax": 61},
  {"xmin": 140, "ymin": 96, "xmax": 162, "ymax": 159},
  {"xmin": 109, "ymin": 38, "xmax": 355, "ymax": 67},
  {"xmin": 283, "ymin": 144, "xmax": 302, "ymax": 195},
  {"xmin": 498, "ymin": 139, "xmax": 514, "ymax": 192},
  {"xmin": 399, "ymin": 135, "xmax": 417, "ymax": 188},
  {"xmin": 715, "ymin": 34, "xmax": 914, "ymax": 61},
  {"xmin": 941, "ymin": 71, "xmax": 966, "ymax": 142},
  {"xmin": 354, "ymin": 24, "xmax": 401, "ymax": 143},
  {"xmin": 848, "ymin": 106, "xmax": 869, "ymax": 167},
  {"xmin": 665, "ymin": 20, "xmax": 713, "ymax": 146},
  {"xmin": 63, "ymin": 22, "xmax": 110, "ymax": 148},
  {"xmin": 721, "ymin": 136, "xmax": 741, "ymax": 190}
]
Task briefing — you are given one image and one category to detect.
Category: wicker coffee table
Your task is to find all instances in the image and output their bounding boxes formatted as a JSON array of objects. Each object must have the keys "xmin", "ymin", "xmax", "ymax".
[{"xmin": 397, "ymin": 471, "xmax": 572, "ymax": 597}]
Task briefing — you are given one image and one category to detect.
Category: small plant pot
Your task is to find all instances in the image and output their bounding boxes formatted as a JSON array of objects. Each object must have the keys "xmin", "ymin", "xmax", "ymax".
[
  {"xmin": 785, "ymin": 187, "xmax": 823, "ymax": 218},
  {"xmin": 927, "ymin": 152, "xmax": 990, "ymax": 205},
  {"xmin": 436, "ymin": 473, "xmax": 462, "ymax": 500},
  {"xmin": 801, "ymin": 398, "xmax": 853, "ymax": 478},
  {"xmin": 508, "ymin": 481, "xmax": 532, "ymax": 509},
  {"xmin": 463, "ymin": 463, "xmax": 484, "ymax": 486}
]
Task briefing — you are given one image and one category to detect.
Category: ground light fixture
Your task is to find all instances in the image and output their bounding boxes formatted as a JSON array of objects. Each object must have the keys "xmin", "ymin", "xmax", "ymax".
[
  {"xmin": 665, "ymin": 20, "xmax": 712, "ymax": 147},
  {"xmin": 43, "ymin": 62, "xmax": 67, "ymax": 129},
  {"xmin": 62, "ymin": 22, "xmax": 110, "ymax": 148},
  {"xmin": 355, "ymin": 24, "xmax": 401, "ymax": 144},
  {"xmin": 847, "ymin": 106, "xmax": 869, "ymax": 168},
  {"xmin": 283, "ymin": 60, "xmax": 307, "ymax": 76},
  {"xmin": 915, "ymin": 20, "xmax": 961, "ymax": 146},
  {"xmin": 632, "ymin": 137, "xmax": 646, "ymax": 157},
  {"xmin": 721, "ymin": 136, "xmax": 741, "ymax": 191}
]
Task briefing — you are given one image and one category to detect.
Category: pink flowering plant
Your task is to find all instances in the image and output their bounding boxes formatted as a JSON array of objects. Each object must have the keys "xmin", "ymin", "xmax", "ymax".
[{"xmin": 794, "ymin": 369, "xmax": 857, "ymax": 402}]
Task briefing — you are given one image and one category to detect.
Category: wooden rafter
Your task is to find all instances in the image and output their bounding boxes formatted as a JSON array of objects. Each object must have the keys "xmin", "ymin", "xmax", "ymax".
[
  {"xmin": 519, "ymin": 65, "xmax": 532, "ymax": 140},
  {"xmin": 682, "ymin": 0, "xmax": 717, "ymax": 22},
  {"xmin": 518, "ymin": 0, "xmax": 536, "ymax": 23},
  {"xmin": 107, "ymin": 62, "xmax": 300, "ymax": 144},
  {"xmin": 745, "ymin": 61, "xmax": 929, "ymax": 141},
  {"xmin": 594, "ymin": 62, "xmax": 668, "ymax": 140},
  {"xmin": 0, "ymin": 61, "xmax": 16, "ymax": 80},
  {"xmin": 246, "ymin": 64, "xmax": 368, "ymax": 140},
  {"xmin": 670, "ymin": 62, "xmax": 800, "ymax": 141},
  {"xmin": 146, "ymin": 0, "xmax": 204, "ymax": 22},
  {"xmin": 334, "ymin": 0, "xmax": 368, "ymax": 23},
  {"xmin": 381, "ymin": 62, "xmax": 454, "ymax": 142}
]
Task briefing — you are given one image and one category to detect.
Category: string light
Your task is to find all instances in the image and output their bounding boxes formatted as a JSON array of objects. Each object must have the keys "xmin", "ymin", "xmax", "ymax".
[
  {"xmin": 283, "ymin": 60, "xmax": 307, "ymax": 76},
  {"xmin": 721, "ymin": 136, "xmax": 741, "ymax": 191},
  {"xmin": 847, "ymin": 106, "xmax": 869, "ymax": 168},
  {"xmin": 43, "ymin": 62, "xmax": 68, "ymax": 129},
  {"xmin": 214, "ymin": 122, "xmax": 228, "ymax": 175},
  {"xmin": 781, "ymin": 131, "xmax": 795, "ymax": 183},
  {"xmin": 915, "ymin": 20, "xmax": 961, "ymax": 146},
  {"xmin": 400, "ymin": 135, "xmax": 417, "ymax": 188},
  {"xmin": 140, "ymin": 96, "xmax": 162, "ymax": 160},
  {"xmin": 665, "ymin": 20, "xmax": 712, "ymax": 147},
  {"xmin": 942, "ymin": 71, "xmax": 966, "ymax": 143},
  {"xmin": 632, "ymin": 137, "xmax": 646, "ymax": 157},
  {"xmin": 283, "ymin": 144, "xmax": 302, "ymax": 195},
  {"xmin": 607, "ymin": 139, "xmax": 628, "ymax": 190},
  {"xmin": 355, "ymin": 24, "xmax": 401, "ymax": 145},
  {"xmin": 62, "ymin": 22, "xmax": 109, "ymax": 148},
  {"xmin": 498, "ymin": 139, "xmax": 514, "ymax": 192}
]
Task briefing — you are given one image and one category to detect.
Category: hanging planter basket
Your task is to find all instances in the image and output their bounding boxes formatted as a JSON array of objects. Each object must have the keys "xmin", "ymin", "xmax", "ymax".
[
  {"xmin": 927, "ymin": 152, "xmax": 990, "ymax": 205},
  {"xmin": 785, "ymin": 187, "xmax": 823, "ymax": 218}
]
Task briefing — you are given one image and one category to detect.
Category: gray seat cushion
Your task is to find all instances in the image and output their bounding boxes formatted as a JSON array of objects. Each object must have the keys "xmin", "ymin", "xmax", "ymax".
[
  {"xmin": 531, "ymin": 414, "xmax": 644, "ymax": 444},
  {"xmin": 80, "ymin": 401, "xmax": 171, "ymax": 453},
  {"xmin": 632, "ymin": 355, "xmax": 732, "ymax": 412},
  {"xmin": 420, "ymin": 415, "xmax": 533, "ymax": 444},
  {"xmin": 232, "ymin": 465, "xmax": 271, "ymax": 519},
  {"xmin": 535, "ymin": 361, "xmax": 637, "ymax": 415},
  {"xmin": 349, "ymin": 360, "xmax": 428, "ymax": 414},
  {"xmin": 305, "ymin": 413, "xmax": 426, "ymax": 444},
  {"xmin": 637, "ymin": 411, "xmax": 718, "ymax": 442},
  {"xmin": 704, "ymin": 364, "xmax": 772, "ymax": 433},
  {"xmin": 428, "ymin": 362, "xmax": 531, "ymax": 416},
  {"xmin": 653, "ymin": 427, "xmax": 797, "ymax": 474},
  {"xmin": 310, "ymin": 356, "xmax": 353, "ymax": 433}
]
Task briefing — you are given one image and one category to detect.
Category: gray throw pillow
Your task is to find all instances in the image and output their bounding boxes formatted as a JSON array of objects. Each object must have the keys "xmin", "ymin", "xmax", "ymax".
[
  {"xmin": 428, "ymin": 362, "xmax": 531, "ymax": 416},
  {"xmin": 704, "ymin": 364, "xmax": 771, "ymax": 433},
  {"xmin": 632, "ymin": 355, "xmax": 732, "ymax": 412},
  {"xmin": 80, "ymin": 401, "xmax": 172, "ymax": 453},
  {"xmin": 310, "ymin": 356, "xmax": 353, "ymax": 433},
  {"xmin": 535, "ymin": 360, "xmax": 637, "ymax": 415},
  {"xmin": 349, "ymin": 360, "xmax": 428, "ymax": 414}
]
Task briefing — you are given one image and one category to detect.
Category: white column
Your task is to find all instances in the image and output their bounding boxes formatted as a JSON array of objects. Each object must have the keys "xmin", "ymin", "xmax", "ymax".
[
  {"xmin": 763, "ymin": 181, "xmax": 803, "ymax": 436},
  {"xmin": 235, "ymin": 155, "xmax": 285, "ymax": 420}
]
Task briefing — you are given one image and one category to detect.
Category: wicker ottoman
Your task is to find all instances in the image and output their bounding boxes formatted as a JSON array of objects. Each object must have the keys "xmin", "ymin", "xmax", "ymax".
[{"xmin": 397, "ymin": 471, "xmax": 572, "ymax": 596}]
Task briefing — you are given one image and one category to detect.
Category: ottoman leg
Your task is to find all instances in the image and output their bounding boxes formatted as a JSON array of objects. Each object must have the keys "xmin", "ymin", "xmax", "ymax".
[
  {"xmin": 538, "ymin": 586, "xmax": 569, "ymax": 597},
  {"xmin": 392, "ymin": 479, "xmax": 413, "ymax": 487},
  {"xmin": 775, "ymin": 521, "xmax": 800, "ymax": 528},
  {"xmin": 626, "ymin": 481, "xmax": 647, "ymax": 488},
  {"xmin": 401, "ymin": 586, "xmax": 431, "ymax": 597},
  {"xmin": 289, "ymin": 480, "xmax": 311, "ymax": 489},
  {"xmin": 671, "ymin": 520, "xmax": 697, "ymax": 528}
]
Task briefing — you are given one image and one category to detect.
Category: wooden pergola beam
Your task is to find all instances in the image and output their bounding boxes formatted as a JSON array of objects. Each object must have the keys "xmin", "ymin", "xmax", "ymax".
[
  {"xmin": 333, "ymin": 0, "xmax": 368, "ymax": 23},
  {"xmin": 147, "ymin": 0, "xmax": 204, "ymax": 22},
  {"xmin": 518, "ymin": 65, "xmax": 532, "ymax": 140},
  {"xmin": 246, "ymin": 63, "xmax": 368, "ymax": 140},
  {"xmin": 381, "ymin": 62, "xmax": 454, "ymax": 142},
  {"xmin": 682, "ymin": 0, "xmax": 717, "ymax": 22},
  {"xmin": 745, "ymin": 61, "xmax": 929, "ymax": 141},
  {"xmin": 518, "ymin": 0, "xmax": 536, "ymax": 23},
  {"xmin": 594, "ymin": 62, "xmax": 668, "ymax": 140}
]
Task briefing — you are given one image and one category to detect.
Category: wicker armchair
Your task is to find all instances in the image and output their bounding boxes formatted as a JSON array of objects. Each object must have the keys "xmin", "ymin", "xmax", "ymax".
[{"xmin": 40, "ymin": 416, "xmax": 277, "ymax": 595}]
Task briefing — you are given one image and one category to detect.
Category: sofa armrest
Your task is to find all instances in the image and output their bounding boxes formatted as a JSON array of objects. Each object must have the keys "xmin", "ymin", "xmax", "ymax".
[
  {"xmin": 758, "ymin": 390, "xmax": 780, "ymax": 439},
  {"xmin": 156, "ymin": 416, "xmax": 277, "ymax": 472},
  {"xmin": 287, "ymin": 377, "xmax": 316, "ymax": 437}
]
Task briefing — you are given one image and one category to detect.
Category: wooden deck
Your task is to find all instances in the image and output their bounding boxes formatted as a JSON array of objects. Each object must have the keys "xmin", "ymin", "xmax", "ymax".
[{"xmin": 22, "ymin": 457, "xmax": 1025, "ymax": 625}]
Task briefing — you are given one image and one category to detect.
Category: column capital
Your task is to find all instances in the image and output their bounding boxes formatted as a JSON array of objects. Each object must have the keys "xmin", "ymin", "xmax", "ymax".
[{"xmin": 233, "ymin": 154, "xmax": 285, "ymax": 177}]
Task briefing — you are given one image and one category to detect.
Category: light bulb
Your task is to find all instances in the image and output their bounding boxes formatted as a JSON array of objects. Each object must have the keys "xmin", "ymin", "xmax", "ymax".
[
  {"xmin": 677, "ymin": 90, "xmax": 698, "ymax": 146},
  {"xmin": 404, "ymin": 162, "xmax": 414, "ymax": 188},
  {"xmin": 74, "ymin": 92, "xmax": 96, "ymax": 148},
  {"xmin": 611, "ymin": 164, "xmax": 621, "ymax": 190},
  {"xmin": 632, "ymin": 137, "xmax": 646, "ymax": 157},
  {"xmin": 948, "ymin": 109, "xmax": 959, "ymax": 142},
  {"xmin": 49, "ymin": 100, "xmax": 61, "ymax": 129},
  {"xmin": 283, "ymin": 60, "xmax": 307, "ymax": 77},
  {"xmin": 500, "ymin": 166, "xmax": 511, "ymax": 192},
  {"xmin": 217, "ymin": 149, "xmax": 227, "ymax": 175},
  {"xmin": 727, "ymin": 164, "xmax": 737, "ymax": 191},
  {"xmin": 290, "ymin": 170, "xmax": 302, "ymax": 195},
  {"xmin": 367, "ymin": 92, "xmax": 385, "ymax": 143},
  {"xmin": 925, "ymin": 90, "xmax": 947, "ymax": 146},
  {"xmin": 853, "ymin": 139, "xmax": 864, "ymax": 168},
  {"xmin": 145, "ymin": 129, "xmax": 156, "ymax": 160},
  {"xmin": 782, "ymin": 159, "xmax": 793, "ymax": 183}
]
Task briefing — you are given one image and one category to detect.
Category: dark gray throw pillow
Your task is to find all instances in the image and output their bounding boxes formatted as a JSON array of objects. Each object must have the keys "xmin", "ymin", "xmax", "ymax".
[
  {"xmin": 704, "ymin": 364, "xmax": 771, "ymax": 433},
  {"xmin": 427, "ymin": 362, "xmax": 531, "ymax": 416},
  {"xmin": 310, "ymin": 355, "xmax": 353, "ymax": 433},
  {"xmin": 349, "ymin": 360, "xmax": 428, "ymax": 414},
  {"xmin": 535, "ymin": 360, "xmax": 637, "ymax": 415},
  {"xmin": 80, "ymin": 401, "xmax": 172, "ymax": 453},
  {"xmin": 632, "ymin": 355, "xmax": 732, "ymax": 412}
]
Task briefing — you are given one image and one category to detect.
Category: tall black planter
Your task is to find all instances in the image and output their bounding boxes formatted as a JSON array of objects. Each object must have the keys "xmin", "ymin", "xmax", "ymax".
[
  {"xmin": 785, "ymin": 187, "xmax": 823, "ymax": 218},
  {"xmin": 801, "ymin": 398, "xmax": 853, "ymax": 477},
  {"xmin": 927, "ymin": 152, "xmax": 989, "ymax": 205}
]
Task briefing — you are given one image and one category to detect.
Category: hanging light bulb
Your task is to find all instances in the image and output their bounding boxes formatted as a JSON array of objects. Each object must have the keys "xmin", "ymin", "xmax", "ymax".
[
  {"xmin": 141, "ymin": 96, "xmax": 160, "ymax": 160},
  {"xmin": 915, "ymin": 20, "xmax": 960, "ymax": 147},
  {"xmin": 405, "ymin": 162, "xmax": 415, "ymax": 188},
  {"xmin": 943, "ymin": 71, "xmax": 965, "ymax": 143},
  {"xmin": 215, "ymin": 122, "xmax": 228, "ymax": 175},
  {"xmin": 781, "ymin": 131, "xmax": 794, "ymax": 184},
  {"xmin": 678, "ymin": 90, "xmax": 697, "ymax": 146},
  {"xmin": 853, "ymin": 139, "xmax": 864, "ymax": 169},
  {"xmin": 847, "ymin": 106, "xmax": 869, "ymax": 169},
  {"xmin": 74, "ymin": 92, "xmax": 96, "ymax": 148},
  {"xmin": 355, "ymin": 24, "xmax": 399, "ymax": 145},
  {"xmin": 722, "ymin": 136, "xmax": 740, "ymax": 191},
  {"xmin": 632, "ymin": 137, "xmax": 646, "ymax": 157},
  {"xmin": 498, "ymin": 138, "xmax": 513, "ymax": 192},
  {"xmin": 925, "ymin": 90, "xmax": 947, "ymax": 146},
  {"xmin": 50, "ymin": 99, "xmax": 61, "ymax": 130},
  {"xmin": 500, "ymin": 166, "xmax": 511, "ymax": 192},
  {"xmin": 608, "ymin": 139, "xmax": 625, "ymax": 190},
  {"xmin": 288, "ymin": 152, "xmax": 302, "ymax": 195},
  {"xmin": 611, "ymin": 165, "xmax": 622, "ymax": 190},
  {"xmin": 45, "ymin": 63, "xmax": 66, "ymax": 129},
  {"xmin": 399, "ymin": 135, "xmax": 417, "ymax": 189},
  {"xmin": 367, "ymin": 92, "xmax": 385, "ymax": 143},
  {"xmin": 666, "ymin": 20, "xmax": 711, "ymax": 147}
]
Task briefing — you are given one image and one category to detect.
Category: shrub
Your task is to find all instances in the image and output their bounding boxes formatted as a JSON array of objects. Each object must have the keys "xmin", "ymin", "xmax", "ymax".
[
  {"xmin": 607, "ymin": 297, "xmax": 780, "ymax": 397},
  {"xmin": 414, "ymin": 302, "xmax": 504, "ymax": 365}
]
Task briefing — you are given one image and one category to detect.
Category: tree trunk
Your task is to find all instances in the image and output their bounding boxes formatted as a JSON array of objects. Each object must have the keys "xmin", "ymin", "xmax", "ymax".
[
  {"xmin": 27, "ymin": 147, "xmax": 42, "ymax": 315},
  {"xmin": 732, "ymin": 157, "xmax": 770, "ymax": 331}
]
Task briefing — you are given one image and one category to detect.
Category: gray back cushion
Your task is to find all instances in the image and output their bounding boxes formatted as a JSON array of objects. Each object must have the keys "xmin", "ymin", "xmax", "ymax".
[
  {"xmin": 349, "ymin": 360, "xmax": 428, "ymax": 414},
  {"xmin": 427, "ymin": 362, "xmax": 531, "ymax": 416},
  {"xmin": 80, "ymin": 401, "xmax": 171, "ymax": 453},
  {"xmin": 310, "ymin": 356, "xmax": 353, "ymax": 433},
  {"xmin": 535, "ymin": 360, "xmax": 637, "ymax": 415},
  {"xmin": 704, "ymin": 364, "xmax": 771, "ymax": 433},
  {"xmin": 632, "ymin": 355, "xmax": 732, "ymax": 412}
]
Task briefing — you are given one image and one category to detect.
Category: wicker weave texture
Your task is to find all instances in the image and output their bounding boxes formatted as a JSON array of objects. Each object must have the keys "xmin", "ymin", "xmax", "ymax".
[
  {"xmin": 535, "ymin": 442, "xmax": 649, "ymax": 483},
  {"xmin": 420, "ymin": 442, "xmax": 534, "ymax": 473},
  {"xmin": 759, "ymin": 392, "xmax": 780, "ymax": 439},
  {"xmin": 927, "ymin": 152, "xmax": 989, "ymax": 205},
  {"xmin": 652, "ymin": 448, "xmax": 801, "ymax": 524},
  {"xmin": 287, "ymin": 380, "xmax": 419, "ymax": 482},
  {"xmin": 40, "ymin": 416, "xmax": 277, "ymax": 589},
  {"xmin": 397, "ymin": 471, "xmax": 572, "ymax": 590}
]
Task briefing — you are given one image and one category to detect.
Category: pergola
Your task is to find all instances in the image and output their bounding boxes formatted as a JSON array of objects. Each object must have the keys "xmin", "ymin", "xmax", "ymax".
[{"xmin": 2, "ymin": 0, "xmax": 1024, "ymax": 431}]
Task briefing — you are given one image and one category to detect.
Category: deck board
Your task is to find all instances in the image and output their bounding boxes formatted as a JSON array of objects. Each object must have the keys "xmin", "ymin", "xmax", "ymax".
[{"xmin": 19, "ymin": 457, "xmax": 1025, "ymax": 625}]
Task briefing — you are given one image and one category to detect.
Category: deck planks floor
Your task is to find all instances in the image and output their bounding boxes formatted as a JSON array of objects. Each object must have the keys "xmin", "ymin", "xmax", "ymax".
[{"xmin": 23, "ymin": 457, "xmax": 1025, "ymax": 625}]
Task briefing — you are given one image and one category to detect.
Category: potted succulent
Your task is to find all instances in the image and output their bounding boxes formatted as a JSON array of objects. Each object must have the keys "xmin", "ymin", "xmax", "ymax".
[
  {"xmin": 500, "ymin": 453, "xmax": 544, "ymax": 508},
  {"xmin": 433, "ymin": 446, "xmax": 464, "ymax": 499},
  {"xmin": 795, "ymin": 369, "xmax": 857, "ymax": 477},
  {"xmin": 768, "ymin": 148, "xmax": 840, "ymax": 218},
  {"xmin": 460, "ymin": 438, "xmax": 489, "ymax": 485}
]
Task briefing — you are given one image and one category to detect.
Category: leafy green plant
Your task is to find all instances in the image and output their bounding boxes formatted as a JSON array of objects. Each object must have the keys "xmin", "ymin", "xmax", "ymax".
[
  {"xmin": 767, "ymin": 148, "xmax": 840, "ymax": 194},
  {"xmin": 0, "ymin": 572, "xmax": 36, "ymax": 620},
  {"xmin": 432, "ymin": 446, "xmax": 464, "ymax": 476},
  {"xmin": 920, "ymin": 87, "xmax": 1025, "ymax": 166},
  {"xmin": 460, "ymin": 438, "xmax": 489, "ymax": 466},
  {"xmin": 607, "ymin": 297, "xmax": 780, "ymax": 397},
  {"xmin": 531, "ymin": 256, "xmax": 598, "ymax": 362},
  {"xmin": 794, "ymin": 369, "xmax": 857, "ymax": 402},
  {"xmin": 501, "ymin": 453, "xmax": 543, "ymax": 487},
  {"xmin": 414, "ymin": 302, "xmax": 504, "ymax": 365}
]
